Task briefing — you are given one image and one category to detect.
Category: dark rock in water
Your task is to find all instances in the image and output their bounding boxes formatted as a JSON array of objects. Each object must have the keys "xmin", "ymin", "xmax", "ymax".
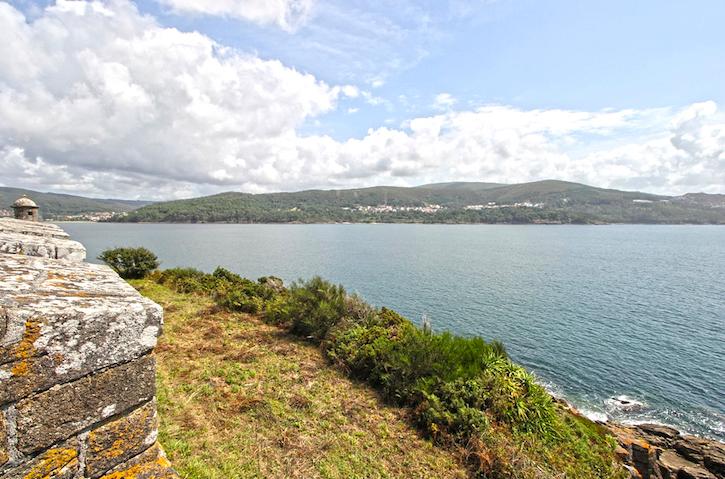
[{"xmin": 608, "ymin": 395, "xmax": 645, "ymax": 411}]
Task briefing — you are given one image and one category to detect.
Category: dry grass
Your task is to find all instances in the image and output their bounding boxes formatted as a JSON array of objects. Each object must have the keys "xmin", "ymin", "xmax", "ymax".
[{"xmin": 132, "ymin": 280, "xmax": 470, "ymax": 479}]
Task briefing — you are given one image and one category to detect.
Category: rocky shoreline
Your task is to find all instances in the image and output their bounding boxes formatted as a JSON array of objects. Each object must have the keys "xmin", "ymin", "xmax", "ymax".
[
  {"xmin": 555, "ymin": 398, "xmax": 724, "ymax": 479},
  {"xmin": 608, "ymin": 422, "xmax": 724, "ymax": 479}
]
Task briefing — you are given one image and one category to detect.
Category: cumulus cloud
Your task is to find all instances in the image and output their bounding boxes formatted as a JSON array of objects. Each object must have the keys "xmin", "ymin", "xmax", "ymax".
[
  {"xmin": 433, "ymin": 93, "xmax": 457, "ymax": 111},
  {"xmin": 0, "ymin": 1, "xmax": 723, "ymax": 199},
  {"xmin": 156, "ymin": 0, "xmax": 315, "ymax": 32}
]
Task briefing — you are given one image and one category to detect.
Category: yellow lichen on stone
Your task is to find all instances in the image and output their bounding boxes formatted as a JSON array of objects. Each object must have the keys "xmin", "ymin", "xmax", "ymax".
[
  {"xmin": 98, "ymin": 456, "xmax": 175, "ymax": 479},
  {"xmin": 21, "ymin": 447, "xmax": 78, "ymax": 479},
  {"xmin": 0, "ymin": 412, "xmax": 8, "ymax": 466},
  {"xmin": 87, "ymin": 401, "xmax": 156, "ymax": 467},
  {"xmin": 11, "ymin": 319, "xmax": 42, "ymax": 377}
]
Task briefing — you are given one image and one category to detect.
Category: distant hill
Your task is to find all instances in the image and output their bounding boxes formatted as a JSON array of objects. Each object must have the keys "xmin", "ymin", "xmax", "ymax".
[
  {"xmin": 118, "ymin": 180, "xmax": 725, "ymax": 224},
  {"xmin": 0, "ymin": 187, "xmax": 151, "ymax": 219}
]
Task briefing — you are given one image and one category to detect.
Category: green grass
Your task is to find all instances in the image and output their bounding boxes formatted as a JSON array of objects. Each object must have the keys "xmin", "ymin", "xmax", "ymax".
[
  {"xmin": 136, "ymin": 270, "xmax": 628, "ymax": 478},
  {"xmin": 133, "ymin": 280, "xmax": 469, "ymax": 479}
]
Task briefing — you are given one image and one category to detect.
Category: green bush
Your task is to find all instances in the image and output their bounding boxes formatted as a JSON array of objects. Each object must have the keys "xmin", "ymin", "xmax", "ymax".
[
  {"xmin": 157, "ymin": 267, "xmax": 216, "ymax": 293},
  {"xmin": 98, "ymin": 247, "xmax": 159, "ymax": 279},
  {"xmin": 269, "ymin": 276, "xmax": 350, "ymax": 340}
]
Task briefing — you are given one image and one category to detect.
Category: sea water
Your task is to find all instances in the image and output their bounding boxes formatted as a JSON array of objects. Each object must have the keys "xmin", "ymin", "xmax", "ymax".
[{"xmin": 63, "ymin": 223, "xmax": 725, "ymax": 440}]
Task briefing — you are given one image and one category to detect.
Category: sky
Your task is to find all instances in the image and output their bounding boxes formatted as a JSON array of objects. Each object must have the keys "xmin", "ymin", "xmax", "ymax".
[{"xmin": 0, "ymin": 0, "xmax": 723, "ymax": 200}]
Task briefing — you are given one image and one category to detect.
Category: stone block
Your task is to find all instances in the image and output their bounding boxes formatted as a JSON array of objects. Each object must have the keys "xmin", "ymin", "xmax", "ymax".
[
  {"xmin": 15, "ymin": 355, "xmax": 156, "ymax": 455},
  {"xmin": 0, "ymin": 256, "xmax": 162, "ymax": 405},
  {"xmin": 0, "ymin": 411, "xmax": 7, "ymax": 467},
  {"xmin": 85, "ymin": 401, "xmax": 158, "ymax": 478},
  {"xmin": 0, "ymin": 218, "xmax": 85, "ymax": 261},
  {"xmin": 0, "ymin": 439, "xmax": 79, "ymax": 479},
  {"xmin": 0, "ymin": 218, "xmax": 71, "ymax": 239},
  {"xmin": 98, "ymin": 443, "xmax": 178, "ymax": 479},
  {"xmin": 0, "ymin": 232, "xmax": 86, "ymax": 262}
]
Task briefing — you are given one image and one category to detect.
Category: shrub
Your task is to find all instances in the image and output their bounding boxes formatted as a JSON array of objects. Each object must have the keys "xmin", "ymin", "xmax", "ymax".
[
  {"xmin": 157, "ymin": 267, "xmax": 216, "ymax": 293},
  {"xmin": 99, "ymin": 247, "xmax": 159, "ymax": 279},
  {"xmin": 270, "ymin": 276, "xmax": 350, "ymax": 341}
]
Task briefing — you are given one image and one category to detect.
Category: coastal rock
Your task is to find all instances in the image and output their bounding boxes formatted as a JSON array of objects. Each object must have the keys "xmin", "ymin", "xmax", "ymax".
[
  {"xmin": 607, "ymin": 422, "xmax": 725, "ymax": 479},
  {"xmin": 676, "ymin": 437, "xmax": 710, "ymax": 464},
  {"xmin": 678, "ymin": 466, "xmax": 717, "ymax": 479},
  {"xmin": 638, "ymin": 423, "xmax": 681, "ymax": 447},
  {"xmin": 630, "ymin": 439, "xmax": 660, "ymax": 479},
  {"xmin": 659, "ymin": 449, "xmax": 700, "ymax": 479},
  {"xmin": 703, "ymin": 444, "xmax": 725, "ymax": 478}
]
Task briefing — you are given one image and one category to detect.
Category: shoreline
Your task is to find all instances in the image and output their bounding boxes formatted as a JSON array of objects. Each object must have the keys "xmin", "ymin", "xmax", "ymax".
[
  {"xmin": 56, "ymin": 220, "xmax": 725, "ymax": 226},
  {"xmin": 553, "ymin": 396, "xmax": 725, "ymax": 479}
]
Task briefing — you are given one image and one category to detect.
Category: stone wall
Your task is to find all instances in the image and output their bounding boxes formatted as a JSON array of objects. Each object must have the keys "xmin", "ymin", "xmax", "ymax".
[{"xmin": 0, "ymin": 220, "xmax": 177, "ymax": 478}]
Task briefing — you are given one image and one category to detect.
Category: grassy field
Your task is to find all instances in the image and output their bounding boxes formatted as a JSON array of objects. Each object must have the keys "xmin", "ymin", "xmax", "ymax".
[{"xmin": 132, "ymin": 280, "xmax": 470, "ymax": 479}]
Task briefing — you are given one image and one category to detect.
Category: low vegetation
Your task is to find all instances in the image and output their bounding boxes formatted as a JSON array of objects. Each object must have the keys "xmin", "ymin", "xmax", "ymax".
[
  {"xmin": 134, "ymin": 280, "xmax": 469, "ymax": 478},
  {"xmin": 146, "ymin": 266, "xmax": 626, "ymax": 478},
  {"xmin": 98, "ymin": 246, "xmax": 160, "ymax": 279}
]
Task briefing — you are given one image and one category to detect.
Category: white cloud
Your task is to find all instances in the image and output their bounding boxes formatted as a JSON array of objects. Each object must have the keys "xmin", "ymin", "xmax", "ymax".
[
  {"xmin": 156, "ymin": 0, "xmax": 315, "ymax": 32},
  {"xmin": 433, "ymin": 92, "xmax": 457, "ymax": 111},
  {"xmin": 0, "ymin": 1, "xmax": 723, "ymax": 200}
]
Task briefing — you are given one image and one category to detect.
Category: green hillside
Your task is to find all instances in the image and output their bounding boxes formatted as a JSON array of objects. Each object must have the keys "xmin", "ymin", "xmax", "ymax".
[
  {"xmin": 0, "ymin": 187, "xmax": 151, "ymax": 219},
  {"xmin": 118, "ymin": 180, "xmax": 725, "ymax": 224}
]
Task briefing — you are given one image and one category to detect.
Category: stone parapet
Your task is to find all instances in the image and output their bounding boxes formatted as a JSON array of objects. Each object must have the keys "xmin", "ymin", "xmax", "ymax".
[
  {"xmin": 0, "ymin": 218, "xmax": 86, "ymax": 261},
  {"xmin": 0, "ymin": 221, "xmax": 177, "ymax": 478}
]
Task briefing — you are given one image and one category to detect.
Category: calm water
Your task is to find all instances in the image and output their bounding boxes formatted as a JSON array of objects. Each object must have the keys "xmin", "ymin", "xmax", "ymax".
[{"xmin": 63, "ymin": 223, "xmax": 725, "ymax": 440}]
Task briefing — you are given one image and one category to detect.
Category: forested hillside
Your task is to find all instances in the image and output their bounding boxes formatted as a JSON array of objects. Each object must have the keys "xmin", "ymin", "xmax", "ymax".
[
  {"xmin": 117, "ymin": 180, "xmax": 725, "ymax": 224},
  {"xmin": 0, "ymin": 187, "xmax": 151, "ymax": 218}
]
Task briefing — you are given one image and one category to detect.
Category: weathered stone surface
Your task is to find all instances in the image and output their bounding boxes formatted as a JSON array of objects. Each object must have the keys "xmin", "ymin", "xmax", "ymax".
[
  {"xmin": 98, "ymin": 443, "xmax": 177, "ymax": 479},
  {"xmin": 0, "ymin": 220, "xmax": 176, "ymax": 478},
  {"xmin": 679, "ymin": 466, "xmax": 717, "ymax": 479},
  {"xmin": 607, "ymin": 421, "xmax": 725, "ymax": 479},
  {"xmin": 0, "ymin": 255, "xmax": 162, "ymax": 405},
  {"xmin": 659, "ymin": 449, "xmax": 700, "ymax": 479},
  {"xmin": 0, "ymin": 232, "xmax": 86, "ymax": 262},
  {"xmin": 0, "ymin": 218, "xmax": 85, "ymax": 261},
  {"xmin": 637, "ymin": 423, "xmax": 681, "ymax": 447},
  {"xmin": 630, "ymin": 439, "xmax": 660, "ymax": 479},
  {"xmin": 15, "ymin": 355, "xmax": 156, "ymax": 454},
  {"xmin": 0, "ymin": 439, "xmax": 79, "ymax": 479},
  {"xmin": 85, "ymin": 401, "xmax": 158, "ymax": 478},
  {"xmin": 704, "ymin": 443, "xmax": 725, "ymax": 478},
  {"xmin": 0, "ymin": 218, "xmax": 70, "ymax": 239},
  {"xmin": 0, "ymin": 411, "xmax": 7, "ymax": 467},
  {"xmin": 676, "ymin": 437, "xmax": 710, "ymax": 464}
]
